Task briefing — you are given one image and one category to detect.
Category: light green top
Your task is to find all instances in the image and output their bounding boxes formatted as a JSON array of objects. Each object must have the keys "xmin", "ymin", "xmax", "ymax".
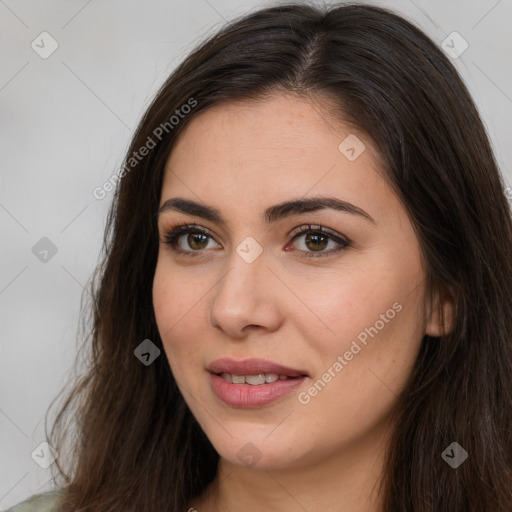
[{"xmin": 4, "ymin": 490, "xmax": 63, "ymax": 512}]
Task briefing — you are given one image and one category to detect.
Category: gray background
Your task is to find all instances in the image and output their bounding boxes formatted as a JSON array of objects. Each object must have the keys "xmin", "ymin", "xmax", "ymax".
[{"xmin": 1, "ymin": 0, "xmax": 511, "ymax": 508}]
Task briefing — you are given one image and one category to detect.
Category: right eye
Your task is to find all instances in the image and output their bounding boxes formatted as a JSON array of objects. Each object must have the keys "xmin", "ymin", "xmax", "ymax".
[{"xmin": 162, "ymin": 223, "xmax": 221, "ymax": 256}]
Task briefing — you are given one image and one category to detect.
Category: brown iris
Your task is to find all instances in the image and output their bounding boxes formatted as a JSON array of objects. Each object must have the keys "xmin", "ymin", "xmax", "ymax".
[
  {"xmin": 304, "ymin": 233, "xmax": 329, "ymax": 252},
  {"xmin": 187, "ymin": 232, "xmax": 209, "ymax": 250}
]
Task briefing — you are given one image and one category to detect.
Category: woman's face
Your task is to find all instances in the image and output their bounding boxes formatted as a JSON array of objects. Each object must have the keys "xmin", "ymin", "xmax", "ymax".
[{"xmin": 153, "ymin": 93, "xmax": 430, "ymax": 470}]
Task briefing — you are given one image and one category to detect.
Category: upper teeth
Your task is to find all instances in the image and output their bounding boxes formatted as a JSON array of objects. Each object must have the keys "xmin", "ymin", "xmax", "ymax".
[{"xmin": 220, "ymin": 372, "xmax": 290, "ymax": 385}]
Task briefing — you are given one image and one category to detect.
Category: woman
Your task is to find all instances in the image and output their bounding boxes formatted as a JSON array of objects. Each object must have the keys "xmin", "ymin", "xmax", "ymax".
[{"xmin": 7, "ymin": 2, "xmax": 512, "ymax": 511}]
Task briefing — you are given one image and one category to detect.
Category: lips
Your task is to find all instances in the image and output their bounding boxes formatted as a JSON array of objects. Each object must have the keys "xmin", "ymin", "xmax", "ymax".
[
  {"xmin": 207, "ymin": 357, "xmax": 309, "ymax": 378},
  {"xmin": 207, "ymin": 358, "xmax": 309, "ymax": 407}
]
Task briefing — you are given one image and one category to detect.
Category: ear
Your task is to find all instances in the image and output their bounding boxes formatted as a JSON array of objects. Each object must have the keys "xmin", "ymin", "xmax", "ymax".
[{"xmin": 425, "ymin": 282, "xmax": 456, "ymax": 337}]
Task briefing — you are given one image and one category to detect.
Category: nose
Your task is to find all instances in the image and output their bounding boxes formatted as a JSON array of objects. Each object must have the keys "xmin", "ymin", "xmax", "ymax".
[{"xmin": 208, "ymin": 247, "xmax": 282, "ymax": 339}]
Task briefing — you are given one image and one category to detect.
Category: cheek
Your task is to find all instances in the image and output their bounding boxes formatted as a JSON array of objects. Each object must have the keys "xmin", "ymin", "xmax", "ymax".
[
  {"xmin": 289, "ymin": 272, "xmax": 424, "ymax": 451},
  {"xmin": 289, "ymin": 252, "xmax": 426, "ymax": 390},
  {"xmin": 152, "ymin": 260, "xmax": 207, "ymax": 367},
  {"xmin": 285, "ymin": 264, "xmax": 404, "ymax": 357}
]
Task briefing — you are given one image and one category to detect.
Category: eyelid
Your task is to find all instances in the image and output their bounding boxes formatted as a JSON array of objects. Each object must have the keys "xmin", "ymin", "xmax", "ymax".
[{"xmin": 289, "ymin": 223, "xmax": 348, "ymax": 241}]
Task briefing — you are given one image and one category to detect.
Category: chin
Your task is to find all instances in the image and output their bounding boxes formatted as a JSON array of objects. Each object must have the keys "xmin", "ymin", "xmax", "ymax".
[{"xmin": 206, "ymin": 428, "xmax": 306, "ymax": 470}]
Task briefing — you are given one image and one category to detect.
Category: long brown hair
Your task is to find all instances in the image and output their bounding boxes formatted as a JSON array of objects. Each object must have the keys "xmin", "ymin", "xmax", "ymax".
[{"xmin": 46, "ymin": 2, "xmax": 512, "ymax": 510}]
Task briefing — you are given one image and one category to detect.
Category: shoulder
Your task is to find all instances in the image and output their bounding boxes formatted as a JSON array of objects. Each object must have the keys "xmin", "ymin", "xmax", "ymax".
[{"xmin": 3, "ymin": 490, "xmax": 64, "ymax": 512}]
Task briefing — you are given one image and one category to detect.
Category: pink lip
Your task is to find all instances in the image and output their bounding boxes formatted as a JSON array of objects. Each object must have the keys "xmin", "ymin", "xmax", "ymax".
[
  {"xmin": 207, "ymin": 358, "xmax": 309, "ymax": 408},
  {"xmin": 209, "ymin": 373, "xmax": 307, "ymax": 408},
  {"xmin": 207, "ymin": 357, "xmax": 308, "ymax": 377}
]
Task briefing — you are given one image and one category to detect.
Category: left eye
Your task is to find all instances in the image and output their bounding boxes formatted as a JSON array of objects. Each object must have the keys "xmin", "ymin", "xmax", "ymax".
[
  {"xmin": 162, "ymin": 223, "xmax": 351, "ymax": 258},
  {"xmin": 290, "ymin": 230, "xmax": 346, "ymax": 255},
  {"xmin": 287, "ymin": 225, "xmax": 350, "ymax": 258}
]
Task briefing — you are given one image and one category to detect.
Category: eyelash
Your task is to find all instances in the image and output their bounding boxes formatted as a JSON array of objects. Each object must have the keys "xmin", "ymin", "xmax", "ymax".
[{"xmin": 162, "ymin": 223, "xmax": 351, "ymax": 259}]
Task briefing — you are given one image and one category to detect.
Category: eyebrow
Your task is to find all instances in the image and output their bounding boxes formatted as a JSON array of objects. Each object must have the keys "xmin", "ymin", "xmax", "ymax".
[{"xmin": 157, "ymin": 196, "xmax": 375, "ymax": 225}]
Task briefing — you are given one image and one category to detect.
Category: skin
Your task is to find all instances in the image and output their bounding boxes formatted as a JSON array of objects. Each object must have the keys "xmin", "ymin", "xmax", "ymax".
[{"xmin": 152, "ymin": 92, "xmax": 454, "ymax": 511}]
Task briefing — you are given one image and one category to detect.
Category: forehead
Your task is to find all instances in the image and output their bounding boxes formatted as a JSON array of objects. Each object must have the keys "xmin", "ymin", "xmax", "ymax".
[
  {"xmin": 165, "ymin": 93, "xmax": 368, "ymax": 168},
  {"xmin": 160, "ymin": 93, "xmax": 394, "ymax": 224}
]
